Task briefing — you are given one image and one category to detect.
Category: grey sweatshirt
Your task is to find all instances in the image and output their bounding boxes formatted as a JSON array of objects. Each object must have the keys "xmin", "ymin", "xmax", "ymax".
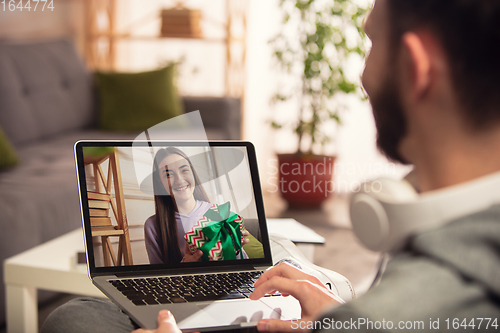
[{"xmin": 315, "ymin": 205, "xmax": 500, "ymax": 332}]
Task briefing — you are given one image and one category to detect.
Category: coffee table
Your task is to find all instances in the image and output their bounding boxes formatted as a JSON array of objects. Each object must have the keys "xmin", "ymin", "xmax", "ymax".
[
  {"xmin": 4, "ymin": 218, "xmax": 324, "ymax": 333},
  {"xmin": 4, "ymin": 229, "xmax": 103, "ymax": 333}
]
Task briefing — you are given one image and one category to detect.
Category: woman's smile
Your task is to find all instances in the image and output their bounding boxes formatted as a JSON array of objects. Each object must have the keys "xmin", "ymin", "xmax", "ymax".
[{"xmin": 174, "ymin": 184, "xmax": 190, "ymax": 192}]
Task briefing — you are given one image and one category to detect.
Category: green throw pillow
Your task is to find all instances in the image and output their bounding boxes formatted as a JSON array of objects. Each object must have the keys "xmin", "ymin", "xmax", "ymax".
[
  {"xmin": 243, "ymin": 232, "xmax": 264, "ymax": 259},
  {"xmin": 95, "ymin": 65, "xmax": 185, "ymax": 131},
  {"xmin": 82, "ymin": 147, "xmax": 116, "ymax": 158},
  {"xmin": 0, "ymin": 125, "xmax": 18, "ymax": 170}
]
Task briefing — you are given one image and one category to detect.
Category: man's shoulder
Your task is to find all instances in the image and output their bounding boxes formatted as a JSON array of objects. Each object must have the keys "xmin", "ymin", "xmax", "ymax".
[
  {"xmin": 427, "ymin": 203, "xmax": 500, "ymax": 234},
  {"xmin": 315, "ymin": 206, "xmax": 500, "ymax": 332},
  {"xmin": 350, "ymin": 255, "xmax": 466, "ymax": 319},
  {"xmin": 409, "ymin": 204, "xmax": 500, "ymax": 293},
  {"xmin": 317, "ymin": 254, "xmax": 496, "ymax": 332}
]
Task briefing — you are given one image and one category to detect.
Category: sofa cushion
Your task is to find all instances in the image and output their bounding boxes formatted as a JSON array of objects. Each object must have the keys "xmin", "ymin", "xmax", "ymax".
[
  {"xmin": 95, "ymin": 65, "xmax": 185, "ymax": 131},
  {"xmin": 0, "ymin": 125, "xmax": 18, "ymax": 169},
  {"xmin": 0, "ymin": 39, "xmax": 95, "ymax": 147}
]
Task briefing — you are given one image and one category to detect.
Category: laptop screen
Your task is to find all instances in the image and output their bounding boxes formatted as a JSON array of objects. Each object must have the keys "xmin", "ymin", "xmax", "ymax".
[{"xmin": 75, "ymin": 141, "xmax": 272, "ymax": 275}]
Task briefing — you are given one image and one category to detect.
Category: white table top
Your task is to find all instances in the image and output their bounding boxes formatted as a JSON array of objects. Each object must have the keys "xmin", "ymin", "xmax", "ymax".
[
  {"xmin": 4, "ymin": 229, "xmax": 103, "ymax": 297},
  {"xmin": 5, "ymin": 229, "xmax": 85, "ymax": 271},
  {"xmin": 267, "ymin": 218, "xmax": 325, "ymax": 244}
]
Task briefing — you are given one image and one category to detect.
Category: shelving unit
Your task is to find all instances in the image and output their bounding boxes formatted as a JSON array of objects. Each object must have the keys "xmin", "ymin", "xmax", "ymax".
[{"xmin": 84, "ymin": 0, "xmax": 247, "ymax": 98}]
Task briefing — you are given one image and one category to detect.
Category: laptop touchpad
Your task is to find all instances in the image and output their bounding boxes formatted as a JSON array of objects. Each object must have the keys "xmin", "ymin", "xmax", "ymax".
[
  {"xmin": 196, "ymin": 299, "xmax": 283, "ymax": 327},
  {"xmin": 260, "ymin": 296, "xmax": 302, "ymax": 321}
]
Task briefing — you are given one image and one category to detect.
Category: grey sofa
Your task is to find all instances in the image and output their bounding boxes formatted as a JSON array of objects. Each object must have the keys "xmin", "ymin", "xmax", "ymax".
[{"xmin": 0, "ymin": 39, "xmax": 241, "ymax": 325}]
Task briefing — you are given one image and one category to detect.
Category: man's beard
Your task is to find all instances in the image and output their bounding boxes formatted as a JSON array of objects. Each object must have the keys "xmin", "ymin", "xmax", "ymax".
[{"xmin": 370, "ymin": 71, "xmax": 409, "ymax": 165}]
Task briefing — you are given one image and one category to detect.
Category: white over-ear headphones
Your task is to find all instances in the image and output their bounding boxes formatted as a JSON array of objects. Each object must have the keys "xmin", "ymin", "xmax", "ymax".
[{"xmin": 350, "ymin": 173, "xmax": 500, "ymax": 253}]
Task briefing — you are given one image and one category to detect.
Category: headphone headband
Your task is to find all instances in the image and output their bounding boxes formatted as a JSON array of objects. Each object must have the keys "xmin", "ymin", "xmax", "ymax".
[{"xmin": 350, "ymin": 173, "xmax": 500, "ymax": 252}]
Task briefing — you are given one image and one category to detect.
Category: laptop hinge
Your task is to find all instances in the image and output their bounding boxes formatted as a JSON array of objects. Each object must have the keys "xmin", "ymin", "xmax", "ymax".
[{"xmin": 112, "ymin": 265, "xmax": 264, "ymax": 278}]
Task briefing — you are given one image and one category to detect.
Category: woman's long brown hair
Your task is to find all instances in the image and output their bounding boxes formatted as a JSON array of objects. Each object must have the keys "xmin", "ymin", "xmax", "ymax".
[{"xmin": 152, "ymin": 147, "xmax": 210, "ymax": 263}]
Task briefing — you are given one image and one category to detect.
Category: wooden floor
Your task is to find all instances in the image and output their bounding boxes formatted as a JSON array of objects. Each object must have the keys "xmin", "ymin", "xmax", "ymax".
[{"xmin": 10, "ymin": 192, "xmax": 381, "ymax": 332}]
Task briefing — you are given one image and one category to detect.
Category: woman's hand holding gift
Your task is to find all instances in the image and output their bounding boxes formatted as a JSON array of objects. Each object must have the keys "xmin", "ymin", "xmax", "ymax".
[
  {"xmin": 182, "ymin": 242, "xmax": 203, "ymax": 262},
  {"xmin": 241, "ymin": 229, "xmax": 250, "ymax": 245}
]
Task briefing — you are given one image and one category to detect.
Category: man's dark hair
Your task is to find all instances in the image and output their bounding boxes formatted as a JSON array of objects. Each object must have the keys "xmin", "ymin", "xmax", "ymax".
[{"xmin": 386, "ymin": 0, "xmax": 500, "ymax": 130}]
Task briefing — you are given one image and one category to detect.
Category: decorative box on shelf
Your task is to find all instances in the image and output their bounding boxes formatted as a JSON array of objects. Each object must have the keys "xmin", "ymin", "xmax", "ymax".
[{"xmin": 160, "ymin": 6, "xmax": 202, "ymax": 38}]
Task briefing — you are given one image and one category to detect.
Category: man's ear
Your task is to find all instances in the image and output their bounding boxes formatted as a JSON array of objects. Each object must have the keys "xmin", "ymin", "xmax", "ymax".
[{"xmin": 401, "ymin": 32, "xmax": 432, "ymax": 98}]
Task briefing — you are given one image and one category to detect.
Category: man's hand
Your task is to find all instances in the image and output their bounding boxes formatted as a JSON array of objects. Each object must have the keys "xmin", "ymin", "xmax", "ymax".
[
  {"xmin": 183, "ymin": 242, "xmax": 203, "ymax": 262},
  {"xmin": 250, "ymin": 262, "xmax": 345, "ymax": 332},
  {"xmin": 132, "ymin": 310, "xmax": 181, "ymax": 333}
]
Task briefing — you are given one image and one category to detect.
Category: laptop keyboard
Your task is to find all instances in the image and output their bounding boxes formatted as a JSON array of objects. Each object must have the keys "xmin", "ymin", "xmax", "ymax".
[{"xmin": 109, "ymin": 271, "xmax": 281, "ymax": 306}]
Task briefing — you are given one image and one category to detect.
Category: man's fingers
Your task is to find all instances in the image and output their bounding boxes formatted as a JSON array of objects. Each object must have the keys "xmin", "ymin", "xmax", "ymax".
[
  {"xmin": 130, "ymin": 311, "xmax": 182, "ymax": 333},
  {"xmin": 254, "ymin": 263, "xmax": 293, "ymax": 288},
  {"xmin": 251, "ymin": 276, "xmax": 343, "ymax": 319},
  {"xmin": 254, "ymin": 262, "xmax": 322, "ymax": 288},
  {"xmin": 257, "ymin": 319, "xmax": 302, "ymax": 333},
  {"xmin": 250, "ymin": 276, "xmax": 309, "ymax": 301},
  {"xmin": 156, "ymin": 310, "xmax": 182, "ymax": 333}
]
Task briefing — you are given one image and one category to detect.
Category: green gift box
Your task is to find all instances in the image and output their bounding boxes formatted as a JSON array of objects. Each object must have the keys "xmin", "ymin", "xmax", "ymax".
[{"xmin": 184, "ymin": 202, "xmax": 245, "ymax": 261}]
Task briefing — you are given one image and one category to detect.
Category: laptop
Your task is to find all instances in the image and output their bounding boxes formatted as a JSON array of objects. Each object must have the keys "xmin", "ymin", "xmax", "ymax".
[{"xmin": 74, "ymin": 140, "xmax": 301, "ymax": 331}]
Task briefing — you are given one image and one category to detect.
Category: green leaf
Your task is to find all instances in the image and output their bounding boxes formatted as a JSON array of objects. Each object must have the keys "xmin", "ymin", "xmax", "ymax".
[
  {"xmin": 330, "ymin": 113, "xmax": 342, "ymax": 124},
  {"xmin": 271, "ymin": 121, "xmax": 283, "ymax": 129},
  {"xmin": 284, "ymin": 13, "xmax": 291, "ymax": 23}
]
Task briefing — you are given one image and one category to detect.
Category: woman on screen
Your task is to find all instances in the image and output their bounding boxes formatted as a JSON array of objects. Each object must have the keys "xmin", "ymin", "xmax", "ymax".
[{"xmin": 144, "ymin": 147, "xmax": 248, "ymax": 264}]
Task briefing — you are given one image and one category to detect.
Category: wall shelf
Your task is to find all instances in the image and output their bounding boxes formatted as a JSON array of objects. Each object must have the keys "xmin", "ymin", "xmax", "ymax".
[{"xmin": 84, "ymin": 0, "xmax": 247, "ymax": 98}]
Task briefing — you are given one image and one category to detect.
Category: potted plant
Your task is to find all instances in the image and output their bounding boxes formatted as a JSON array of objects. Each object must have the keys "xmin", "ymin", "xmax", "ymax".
[{"xmin": 270, "ymin": 0, "xmax": 368, "ymax": 208}]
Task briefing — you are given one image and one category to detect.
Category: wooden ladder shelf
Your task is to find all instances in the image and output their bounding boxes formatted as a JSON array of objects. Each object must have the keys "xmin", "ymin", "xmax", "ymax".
[{"xmin": 84, "ymin": 149, "xmax": 133, "ymax": 267}]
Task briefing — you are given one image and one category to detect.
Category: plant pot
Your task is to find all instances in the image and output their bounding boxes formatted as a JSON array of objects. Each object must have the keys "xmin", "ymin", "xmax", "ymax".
[{"xmin": 277, "ymin": 153, "xmax": 336, "ymax": 209}]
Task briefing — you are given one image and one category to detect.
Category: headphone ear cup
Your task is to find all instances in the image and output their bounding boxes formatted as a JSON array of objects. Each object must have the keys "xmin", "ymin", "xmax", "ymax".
[
  {"xmin": 350, "ymin": 193, "xmax": 390, "ymax": 251},
  {"xmin": 350, "ymin": 179, "xmax": 419, "ymax": 252}
]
